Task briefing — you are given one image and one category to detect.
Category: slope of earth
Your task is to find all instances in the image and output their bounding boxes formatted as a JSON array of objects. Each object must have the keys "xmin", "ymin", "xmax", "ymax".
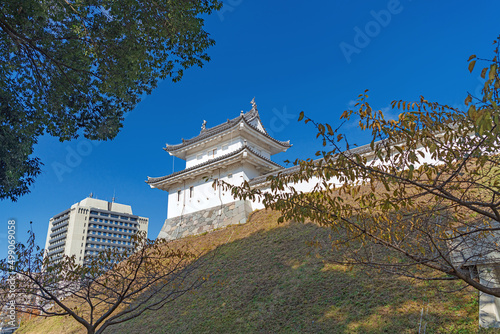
[{"xmin": 17, "ymin": 210, "xmax": 495, "ymax": 333}]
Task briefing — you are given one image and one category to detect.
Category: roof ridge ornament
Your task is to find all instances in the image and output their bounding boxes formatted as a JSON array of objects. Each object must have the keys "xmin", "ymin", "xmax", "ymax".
[
  {"xmin": 201, "ymin": 120, "xmax": 207, "ymax": 131},
  {"xmin": 250, "ymin": 97, "xmax": 257, "ymax": 111}
]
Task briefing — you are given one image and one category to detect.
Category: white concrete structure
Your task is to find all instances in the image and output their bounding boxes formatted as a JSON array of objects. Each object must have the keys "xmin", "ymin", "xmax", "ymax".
[
  {"xmin": 147, "ymin": 99, "xmax": 292, "ymax": 238},
  {"xmin": 147, "ymin": 100, "xmax": 436, "ymax": 239},
  {"xmin": 450, "ymin": 226, "xmax": 500, "ymax": 328},
  {"xmin": 44, "ymin": 197, "xmax": 148, "ymax": 265},
  {"xmin": 147, "ymin": 99, "xmax": 292, "ymax": 218}
]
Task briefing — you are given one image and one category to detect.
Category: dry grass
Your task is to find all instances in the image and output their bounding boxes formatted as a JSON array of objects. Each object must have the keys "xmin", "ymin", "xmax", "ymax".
[{"xmin": 16, "ymin": 209, "xmax": 499, "ymax": 333}]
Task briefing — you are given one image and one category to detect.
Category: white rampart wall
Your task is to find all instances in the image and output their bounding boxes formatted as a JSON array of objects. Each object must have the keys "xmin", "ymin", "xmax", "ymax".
[
  {"xmin": 170, "ymin": 140, "xmax": 444, "ymax": 219},
  {"xmin": 248, "ymin": 146, "xmax": 439, "ymax": 211}
]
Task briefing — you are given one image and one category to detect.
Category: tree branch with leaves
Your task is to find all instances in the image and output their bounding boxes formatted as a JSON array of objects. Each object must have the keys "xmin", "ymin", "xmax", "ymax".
[
  {"xmin": 0, "ymin": 0, "xmax": 222, "ymax": 201},
  {"xmin": 0, "ymin": 230, "xmax": 210, "ymax": 334},
  {"xmin": 226, "ymin": 35, "xmax": 500, "ymax": 297}
]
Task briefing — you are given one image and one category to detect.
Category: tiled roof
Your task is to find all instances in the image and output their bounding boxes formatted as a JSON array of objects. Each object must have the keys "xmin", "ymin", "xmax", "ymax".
[
  {"xmin": 146, "ymin": 145, "xmax": 284, "ymax": 186},
  {"xmin": 164, "ymin": 108, "xmax": 291, "ymax": 152}
]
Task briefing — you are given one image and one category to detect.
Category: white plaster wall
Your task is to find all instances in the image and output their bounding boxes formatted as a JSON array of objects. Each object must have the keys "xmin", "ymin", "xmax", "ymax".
[
  {"xmin": 172, "ymin": 142, "xmax": 444, "ymax": 219},
  {"xmin": 167, "ymin": 165, "xmax": 256, "ymax": 218},
  {"xmin": 247, "ymin": 142, "xmax": 271, "ymax": 159},
  {"xmin": 184, "ymin": 136, "xmax": 272, "ymax": 169},
  {"xmin": 185, "ymin": 138, "xmax": 244, "ymax": 168},
  {"xmin": 240, "ymin": 162, "xmax": 263, "ymax": 180},
  {"xmin": 248, "ymin": 117, "xmax": 266, "ymax": 133},
  {"xmin": 249, "ymin": 175, "xmax": 323, "ymax": 211},
  {"xmin": 249, "ymin": 146, "xmax": 442, "ymax": 211}
]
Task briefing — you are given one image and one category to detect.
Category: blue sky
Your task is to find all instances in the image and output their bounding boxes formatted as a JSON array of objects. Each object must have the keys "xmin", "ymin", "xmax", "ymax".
[{"xmin": 1, "ymin": 0, "xmax": 499, "ymax": 258}]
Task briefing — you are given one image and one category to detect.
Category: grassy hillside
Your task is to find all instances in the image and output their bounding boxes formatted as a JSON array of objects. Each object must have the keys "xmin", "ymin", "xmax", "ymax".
[{"xmin": 17, "ymin": 210, "xmax": 496, "ymax": 333}]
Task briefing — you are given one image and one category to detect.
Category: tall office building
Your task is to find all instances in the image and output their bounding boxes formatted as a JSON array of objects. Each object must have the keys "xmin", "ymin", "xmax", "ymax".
[{"xmin": 45, "ymin": 197, "xmax": 149, "ymax": 265}]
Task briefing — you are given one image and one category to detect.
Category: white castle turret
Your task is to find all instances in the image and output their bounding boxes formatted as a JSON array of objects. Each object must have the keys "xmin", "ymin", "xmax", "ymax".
[{"xmin": 147, "ymin": 99, "xmax": 291, "ymax": 239}]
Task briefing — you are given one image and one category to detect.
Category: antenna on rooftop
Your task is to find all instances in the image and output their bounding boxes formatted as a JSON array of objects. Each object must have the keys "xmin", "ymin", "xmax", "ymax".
[{"xmin": 112, "ymin": 189, "xmax": 116, "ymax": 203}]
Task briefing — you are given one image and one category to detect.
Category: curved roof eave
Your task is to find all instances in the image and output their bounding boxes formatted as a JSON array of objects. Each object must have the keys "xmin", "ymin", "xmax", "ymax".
[
  {"xmin": 146, "ymin": 145, "xmax": 284, "ymax": 188},
  {"xmin": 164, "ymin": 112, "xmax": 291, "ymax": 154}
]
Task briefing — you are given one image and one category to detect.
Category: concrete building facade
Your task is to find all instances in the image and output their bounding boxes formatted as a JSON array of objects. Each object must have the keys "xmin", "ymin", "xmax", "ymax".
[{"xmin": 44, "ymin": 197, "xmax": 148, "ymax": 265}]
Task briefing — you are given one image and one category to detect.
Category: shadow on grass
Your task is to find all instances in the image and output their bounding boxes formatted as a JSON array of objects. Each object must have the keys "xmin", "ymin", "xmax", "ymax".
[{"xmin": 108, "ymin": 219, "xmax": 484, "ymax": 334}]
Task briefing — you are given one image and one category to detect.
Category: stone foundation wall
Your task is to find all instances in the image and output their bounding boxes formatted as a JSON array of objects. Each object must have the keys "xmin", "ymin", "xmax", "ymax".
[{"xmin": 157, "ymin": 200, "xmax": 253, "ymax": 240}]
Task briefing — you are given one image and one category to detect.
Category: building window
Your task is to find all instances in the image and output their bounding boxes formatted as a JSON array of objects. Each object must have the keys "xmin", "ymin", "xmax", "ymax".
[
  {"xmin": 222, "ymin": 145, "xmax": 228, "ymax": 151},
  {"xmin": 177, "ymin": 190, "xmax": 181, "ymax": 201},
  {"xmin": 197, "ymin": 154, "xmax": 203, "ymax": 160},
  {"xmin": 209, "ymin": 148, "xmax": 217, "ymax": 158},
  {"xmin": 227, "ymin": 173, "xmax": 233, "ymax": 179},
  {"xmin": 190, "ymin": 186, "xmax": 194, "ymax": 198}
]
